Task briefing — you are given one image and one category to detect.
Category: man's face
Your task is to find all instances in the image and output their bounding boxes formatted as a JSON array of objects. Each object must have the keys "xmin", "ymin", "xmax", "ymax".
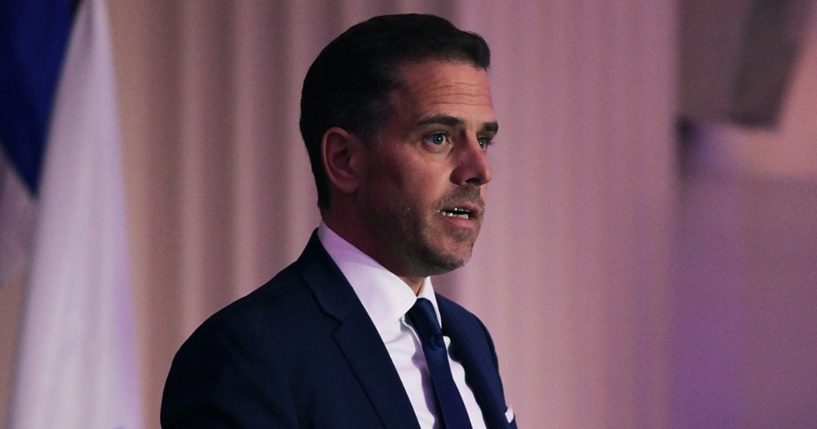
[{"xmin": 355, "ymin": 60, "xmax": 497, "ymax": 279}]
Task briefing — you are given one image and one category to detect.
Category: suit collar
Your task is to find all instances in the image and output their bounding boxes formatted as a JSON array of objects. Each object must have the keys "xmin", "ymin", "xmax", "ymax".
[{"xmin": 296, "ymin": 232, "xmax": 420, "ymax": 429}]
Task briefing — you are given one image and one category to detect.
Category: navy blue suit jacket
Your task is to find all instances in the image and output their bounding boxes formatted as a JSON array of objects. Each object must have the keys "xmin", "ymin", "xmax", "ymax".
[{"xmin": 161, "ymin": 232, "xmax": 516, "ymax": 428}]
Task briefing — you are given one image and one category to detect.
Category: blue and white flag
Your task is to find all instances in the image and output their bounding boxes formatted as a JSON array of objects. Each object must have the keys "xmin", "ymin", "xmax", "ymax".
[
  {"xmin": 2, "ymin": 0, "xmax": 144, "ymax": 427},
  {"xmin": 0, "ymin": 0, "xmax": 71, "ymax": 283}
]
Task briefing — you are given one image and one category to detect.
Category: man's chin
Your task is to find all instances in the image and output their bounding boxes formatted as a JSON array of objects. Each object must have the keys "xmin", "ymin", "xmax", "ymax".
[{"xmin": 422, "ymin": 248, "xmax": 473, "ymax": 275}]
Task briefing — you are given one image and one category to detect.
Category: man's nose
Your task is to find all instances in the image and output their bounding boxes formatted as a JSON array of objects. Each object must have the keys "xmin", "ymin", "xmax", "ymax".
[{"xmin": 451, "ymin": 136, "xmax": 492, "ymax": 186}]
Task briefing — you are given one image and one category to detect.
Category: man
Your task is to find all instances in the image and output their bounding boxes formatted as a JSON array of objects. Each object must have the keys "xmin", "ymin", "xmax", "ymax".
[{"xmin": 161, "ymin": 14, "xmax": 516, "ymax": 428}]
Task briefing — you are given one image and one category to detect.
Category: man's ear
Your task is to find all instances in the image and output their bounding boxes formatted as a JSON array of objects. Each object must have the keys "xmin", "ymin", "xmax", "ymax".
[{"xmin": 321, "ymin": 127, "xmax": 365, "ymax": 195}]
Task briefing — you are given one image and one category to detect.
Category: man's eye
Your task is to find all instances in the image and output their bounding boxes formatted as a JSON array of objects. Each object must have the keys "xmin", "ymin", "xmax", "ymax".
[
  {"xmin": 478, "ymin": 137, "xmax": 492, "ymax": 149},
  {"xmin": 425, "ymin": 133, "xmax": 450, "ymax": 146}
]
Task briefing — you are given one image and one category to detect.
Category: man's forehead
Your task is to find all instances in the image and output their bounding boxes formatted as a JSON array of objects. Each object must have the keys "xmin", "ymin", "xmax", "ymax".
[
  {"xmin": 391, "ymin": 60, "xmax": 495, "ymax": 121},
  {"xmin": 396, "ymin": 60, "xmax": 491, "ymax": 95}
]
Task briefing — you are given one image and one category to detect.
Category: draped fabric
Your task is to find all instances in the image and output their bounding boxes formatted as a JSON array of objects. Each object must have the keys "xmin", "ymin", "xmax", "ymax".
[
  {"xmin": 8, "ymin": 1, "xmax": 815, "ymax": 427},
  {"xmin": 671, "ymin": 4, "xmax": 817, "ymax": 426},
  {"xmin": 7, "ymin": 1, "xmax": 143, "ymax": 426},
  {"xmin": 1, "ymin": 1, "xmax": 678, "ymax": 427}
]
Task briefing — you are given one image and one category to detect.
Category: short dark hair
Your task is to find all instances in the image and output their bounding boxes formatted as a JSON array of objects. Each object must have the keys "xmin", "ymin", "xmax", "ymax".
[{"xmin": 299, "ymin": 13, "xmax": 491, "ymax": 210}]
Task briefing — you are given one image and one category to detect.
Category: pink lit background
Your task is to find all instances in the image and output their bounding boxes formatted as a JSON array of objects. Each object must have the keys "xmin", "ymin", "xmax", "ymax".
[{"xmin": 2, "ymin": 1, "xmax": 816, "ymax": 427}]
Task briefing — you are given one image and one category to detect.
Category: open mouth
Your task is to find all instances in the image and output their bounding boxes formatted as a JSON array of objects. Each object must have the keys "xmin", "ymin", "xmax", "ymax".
[{"xmin": 438, "ymin": 207, "xmax": 474, "ymax": 219}]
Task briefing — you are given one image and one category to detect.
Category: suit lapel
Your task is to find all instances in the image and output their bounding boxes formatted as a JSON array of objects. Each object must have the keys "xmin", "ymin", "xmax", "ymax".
[
  {"xmin": 438, "ymin": 296, "xmax": 510, "ymax": 429},
  {"xmin": 333, "ymin": 312, "xmax": 420, "ymax": 429},
  {"xmin": 297, "ymin": 233, "xmax": 420, "ymax": 429}
]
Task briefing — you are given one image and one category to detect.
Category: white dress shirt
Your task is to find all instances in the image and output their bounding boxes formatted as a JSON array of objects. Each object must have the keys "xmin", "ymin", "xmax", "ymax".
[{"xmin": 318, "ymin": 223, "xmax": 487, "ymax": 429}]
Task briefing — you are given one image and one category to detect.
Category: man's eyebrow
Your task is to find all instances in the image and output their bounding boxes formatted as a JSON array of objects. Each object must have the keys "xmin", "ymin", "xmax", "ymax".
[
  {"xmin": 481, "ymin": 121, "xmax": 499, "ymax": 133},
  {"xmin": 416, "ymin": 115, "xmax": 463, "ymax": 127},
  {"xmin": 416, "ymin": 115, "xmax": 499, "ymax": 133}
]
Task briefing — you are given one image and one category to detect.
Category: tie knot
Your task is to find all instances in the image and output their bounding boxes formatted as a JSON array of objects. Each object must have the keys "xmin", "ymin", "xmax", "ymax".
[{"xmin": 407, "ymin": 298, "xmax": 443, "ymax": 346}]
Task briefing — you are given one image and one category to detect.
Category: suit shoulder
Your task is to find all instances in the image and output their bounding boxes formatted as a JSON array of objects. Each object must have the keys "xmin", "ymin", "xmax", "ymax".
[
  {"xmin": 160, "ymin": 264, "xmax": 307, "ymax": 427},
  {"xmin": 195, "ymin": 261, "xmax": 323, "ymax": 343}
]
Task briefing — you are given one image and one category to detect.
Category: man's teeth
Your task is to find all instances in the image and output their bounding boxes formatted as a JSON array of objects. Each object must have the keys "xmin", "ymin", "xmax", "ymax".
[{"xmin": 439, "ymin": 208, "xmax": 471, "ymax": 219}]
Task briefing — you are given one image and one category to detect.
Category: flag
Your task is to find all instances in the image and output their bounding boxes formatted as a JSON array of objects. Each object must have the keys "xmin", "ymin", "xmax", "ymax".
[
  {"xmin": 6, "ymin": 0, "xmax": 144, "ymax": 427},
  {"xmin": 0, "ymin": 0, "xmax": 71, "ymax": 284}
]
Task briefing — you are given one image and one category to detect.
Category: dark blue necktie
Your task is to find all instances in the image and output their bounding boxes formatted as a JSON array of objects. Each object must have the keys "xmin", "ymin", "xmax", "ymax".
[{"xmin": 408, "ymin": 298, "xmax": 473, "ymax": 429}]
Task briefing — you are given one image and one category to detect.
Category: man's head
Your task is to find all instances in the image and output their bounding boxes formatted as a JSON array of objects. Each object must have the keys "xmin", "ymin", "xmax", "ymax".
[
  {"xmin": 300, "ymin": 14, "xmax": 490, "ymax": 211},
  {"xmin": 300, "ymin": 14, "xmax": 496, "ymax": 288}
]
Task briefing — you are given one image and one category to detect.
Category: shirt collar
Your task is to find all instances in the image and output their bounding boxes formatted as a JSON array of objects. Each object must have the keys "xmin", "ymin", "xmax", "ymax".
[{"xmin": 317, "ymin": 222, "xmax": 442, "ymax": 329}]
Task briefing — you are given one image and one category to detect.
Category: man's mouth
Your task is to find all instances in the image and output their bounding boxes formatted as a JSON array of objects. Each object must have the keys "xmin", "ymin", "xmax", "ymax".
[{"xmin": 438, "ymin": 207, "xmax": 475, "ymax": 219}]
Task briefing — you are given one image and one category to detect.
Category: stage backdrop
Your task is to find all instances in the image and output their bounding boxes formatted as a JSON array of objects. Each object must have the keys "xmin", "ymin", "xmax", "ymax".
[{"xmin": 2, "ymin": 1, "xmax": 676, "ymax": 427}]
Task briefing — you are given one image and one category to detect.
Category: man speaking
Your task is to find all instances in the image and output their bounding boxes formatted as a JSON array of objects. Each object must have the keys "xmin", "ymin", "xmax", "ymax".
[{"xmin": 161, "ymin": 14, "xmax": 516, "ymax": 428}]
